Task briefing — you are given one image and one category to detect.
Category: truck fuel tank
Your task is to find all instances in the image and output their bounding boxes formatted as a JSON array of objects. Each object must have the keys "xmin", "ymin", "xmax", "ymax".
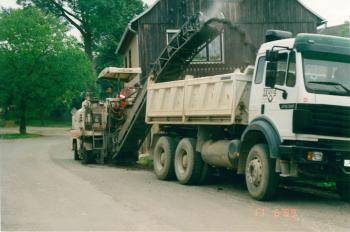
[{"xmin": 201, "ymin": 140, "xmax": 241, "ymax": 169}]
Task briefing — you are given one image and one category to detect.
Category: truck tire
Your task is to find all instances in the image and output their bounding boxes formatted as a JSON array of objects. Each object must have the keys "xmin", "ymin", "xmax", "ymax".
[
  {"xmin": 174, "ymin": 138, "xmax": 204, "ymax": 185},
  {"xmin": 245, "ymin": 144, "xmax": 278, "ymax": 201},
  {"xmin": 337, "ymin": 177, "xmax": 350, "ymax": 202},
  {"xmin": 153, "ymin": 136, "xmax": 176, "ymax": 180}
]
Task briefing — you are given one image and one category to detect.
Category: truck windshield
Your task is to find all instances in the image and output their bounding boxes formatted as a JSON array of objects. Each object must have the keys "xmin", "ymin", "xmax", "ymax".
[{"xmin": 303, "ymin": 56, "xmax": 350, "ymax": 96}]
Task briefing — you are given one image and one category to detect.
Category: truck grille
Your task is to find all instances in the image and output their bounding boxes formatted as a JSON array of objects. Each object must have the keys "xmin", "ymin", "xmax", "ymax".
[{"xmin": 293, "ymin": 104, "xmax": 350, "ymax": 138}]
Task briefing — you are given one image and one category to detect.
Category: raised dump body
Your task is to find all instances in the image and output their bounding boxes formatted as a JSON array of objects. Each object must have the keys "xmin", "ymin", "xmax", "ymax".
[{"xmin": 146, "ymin": 66, "xmax": 254, "ymax": 125}]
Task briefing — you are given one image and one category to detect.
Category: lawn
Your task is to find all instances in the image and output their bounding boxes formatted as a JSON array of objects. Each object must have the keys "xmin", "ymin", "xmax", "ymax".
[
  {"xmin": 0, "ymin": 119, "xmax": 71, "ymax": 128},
  {"xmin": 0, "ymin": 133, "xmax": 43, "ymax": 140},
  {"xmin": 27, "ymin": 119, "xmax": 71, "ymax": 128}
]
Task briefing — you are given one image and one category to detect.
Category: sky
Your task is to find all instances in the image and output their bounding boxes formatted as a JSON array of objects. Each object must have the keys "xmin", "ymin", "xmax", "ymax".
[{"xmin": 1, "ymin": 0, "xmax": 349, "ymax": 27}]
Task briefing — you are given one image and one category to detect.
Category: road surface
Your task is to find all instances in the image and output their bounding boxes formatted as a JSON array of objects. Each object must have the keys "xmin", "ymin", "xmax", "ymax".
[{"xmin": 1, "ymin": 128, "xmax": 349, "ymax": 231}]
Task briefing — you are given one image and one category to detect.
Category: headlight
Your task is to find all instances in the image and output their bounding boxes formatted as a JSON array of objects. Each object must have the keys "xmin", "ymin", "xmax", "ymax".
[{"xmin": 306, "ymin": 151, "xmax": 324, "ymax": 162}]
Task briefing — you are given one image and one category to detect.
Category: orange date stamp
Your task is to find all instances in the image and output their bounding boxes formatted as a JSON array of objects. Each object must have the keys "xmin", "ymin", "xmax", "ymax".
[{"xmin": 255, "ymin": 208, "xmax": 298, "ymax": 220}]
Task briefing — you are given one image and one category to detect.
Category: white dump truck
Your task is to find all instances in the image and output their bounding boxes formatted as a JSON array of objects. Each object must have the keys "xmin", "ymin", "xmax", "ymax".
[
  {"xmin": 145, "ymin": 32, "xmax": 350, "ymax": 201},
  {"xmin": 71, "ymin": 17, "xmax": 350, "ymax": 202}
]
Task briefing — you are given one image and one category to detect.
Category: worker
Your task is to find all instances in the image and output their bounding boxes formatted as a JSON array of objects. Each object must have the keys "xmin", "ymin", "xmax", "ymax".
[{"xmin": 82, "ymin": 92, "xmax": 92, "ymax": 109}]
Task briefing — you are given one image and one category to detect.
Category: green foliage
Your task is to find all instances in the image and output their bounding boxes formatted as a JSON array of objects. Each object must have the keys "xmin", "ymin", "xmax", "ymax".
[
  {"xmin": 0, "ymin": 8, "xmax": 94, "ymax": 133},
  {"xmin": 137, "ymin": 155, "xmax": 153, "ymax": 169},
  {"xmin": 0, "ymin": 133, "xmax": 42, "ymax": 139},
  {"xmin": 17, "ymin": 0, "xmax": 145, "ymax": 71},
  {"xmin": 27, "ymin": 119, "xmax": 71, "ymax": 127},
  {"xmin": 340, "ymin": 21, "xmax": 350, "ymax": 38}
]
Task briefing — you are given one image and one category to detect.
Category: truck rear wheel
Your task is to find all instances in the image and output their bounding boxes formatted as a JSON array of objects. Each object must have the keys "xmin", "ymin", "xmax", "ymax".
[
  {"xmin": 337, "ymin": 177, "xmax": 350, "ymax": 202},
  {"xmin": 245, "ymin": 144, "xmax": 278, "ymax": 201},
  {"xmin": 174, "ymin": 138, "xmax": 203, "ymax": 185},
  {"xmin": 153, "ymin": 136, "xmax": 176, "ymax": 180}
]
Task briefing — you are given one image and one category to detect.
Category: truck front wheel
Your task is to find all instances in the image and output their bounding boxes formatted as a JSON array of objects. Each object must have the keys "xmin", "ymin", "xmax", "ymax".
[
  {"xmin": 153, "ymin": 136, "xmax": 176, "ymax": 180},
  {"xmin": 174, "ymin": 138, "xmax": 203, "ymax": 185},
  {"xmin": 245, "ymin": 144, "xmax": 278, "ymax": 201},
  {"xmin": 337, "ymin": 177, "xmax": 350, "ymax": 202}
]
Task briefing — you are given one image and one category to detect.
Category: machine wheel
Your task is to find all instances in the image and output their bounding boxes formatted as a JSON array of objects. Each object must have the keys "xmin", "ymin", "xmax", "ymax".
[
  {"xmin": 81, "ymin": 146, "xmax": 95, "ymax": 165},
  {"xmin": 73, "ymin": 141, "xmax": 80, "ymax": 161},
  {"xmin": 174, "ymin": 138, "xmax": 204, "ymax": 185},
  {"xmin": 337, "ymin": 177, "xmax": 350, "ymax": 202},
  {"xmin": 245, "ymin": 144, "xmax": 278, "ymax": 201},
  {"xmin": 153, "ymin": 136, "xmax": 176, "ymax": 180}
]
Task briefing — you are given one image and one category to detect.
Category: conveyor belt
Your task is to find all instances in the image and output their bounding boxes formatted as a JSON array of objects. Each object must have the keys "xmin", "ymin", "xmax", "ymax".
[
  {"xmin": 152, "ymin": 15, "xmax": 226, "ymax": 82},
  {"xmin": 113, "ymin": 14, "xmax": 227, "ymax": 160},
  {"xmin": 113, "ymin": 86, "xmax": 149, "ymax": 160}
]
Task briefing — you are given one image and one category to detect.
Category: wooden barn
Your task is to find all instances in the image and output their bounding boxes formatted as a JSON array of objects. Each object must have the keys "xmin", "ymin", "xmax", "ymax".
[{"xmin": 116, "ymin": 0, "xmax": 325, "ymax": 84}]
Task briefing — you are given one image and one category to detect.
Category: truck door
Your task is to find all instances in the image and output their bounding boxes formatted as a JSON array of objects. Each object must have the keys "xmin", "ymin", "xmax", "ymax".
[{"xmin": 262, "ymin": 51, "xmax": 298, "ymax": 138}]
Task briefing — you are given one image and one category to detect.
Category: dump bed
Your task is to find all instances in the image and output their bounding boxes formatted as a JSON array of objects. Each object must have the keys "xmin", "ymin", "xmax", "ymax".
[{"xmin": 146, "ymin": 66, "xmax": 254, "ymax": 125}]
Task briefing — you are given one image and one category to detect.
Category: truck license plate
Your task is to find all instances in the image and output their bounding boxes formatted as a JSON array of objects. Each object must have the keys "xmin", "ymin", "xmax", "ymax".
[{"xmin": 345, "ymin": 160, "xmax": 350, "ymax": 167}]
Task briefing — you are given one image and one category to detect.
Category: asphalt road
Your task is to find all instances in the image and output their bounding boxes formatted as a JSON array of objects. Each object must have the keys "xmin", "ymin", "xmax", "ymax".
[{"xmin": 1, "ymin": 128, "xmax": 349, "ymax": 231}]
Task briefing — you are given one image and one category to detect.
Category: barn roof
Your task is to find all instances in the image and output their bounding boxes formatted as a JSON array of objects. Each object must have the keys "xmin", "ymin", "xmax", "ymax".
[
  {"xmin": 116, "ymin": 0, "xmax": 326, "ymax": 55},
  {"xmin": 116, "ymin": 0, "xmax": 161, "ymax": 54},
  {"xmin": 296, "ymin": 0, "xmax": 326, "ymax": 25}
]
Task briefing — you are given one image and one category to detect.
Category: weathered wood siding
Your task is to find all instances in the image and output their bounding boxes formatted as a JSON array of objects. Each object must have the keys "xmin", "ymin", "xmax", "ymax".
[{"xmin": 136, "ymin": 0, "xmax": 321, "ymax": 81}]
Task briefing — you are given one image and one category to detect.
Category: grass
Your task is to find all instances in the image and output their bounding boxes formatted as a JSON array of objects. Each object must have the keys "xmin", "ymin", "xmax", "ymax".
[
  {"xmin": 316, "ymin": 181, "xmax": 337, "ymax": 189},
  {"xmin": 0, "ymin": 133, "xmax": 43, "ymax": 140},
  {"xmin": 287, "ymin": 178, "xmax": 337, "ymax": 191},
  {"xmin": 137, "ymin": 154, "xmax": 153, "ymax": 169},
  {"xmin": 0, "ymin": 119, "xmax": 71, "ymax": 128},
  {"xmin": 27, "ymin": 120, "xmax": 71, "ymax": 128}
]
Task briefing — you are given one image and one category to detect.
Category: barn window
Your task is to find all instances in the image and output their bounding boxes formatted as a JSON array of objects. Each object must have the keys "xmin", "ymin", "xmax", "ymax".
[
  {"xmin": 193, "ymin": 33, "xmax": 224, "ymax": 63},
  {"xmin": 166, "ymin": 29, "xmax": 224, "ymax": 63},
  {"xmin": 166, "ymin": 29, "xmax": 180, "ymax": 44}
]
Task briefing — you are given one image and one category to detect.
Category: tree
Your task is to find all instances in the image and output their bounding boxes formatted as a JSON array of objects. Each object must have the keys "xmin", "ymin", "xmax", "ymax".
[
  {"xmin": 17, "ymin": 0, "xmax": 144, "ymax": 68},
  {"xmin": 0, "ymin": 8, "xmax": 94, "ymax": 134},
  {"xmin": 340, "ymin": 21, "xmax": 350, "ymax": 38}
]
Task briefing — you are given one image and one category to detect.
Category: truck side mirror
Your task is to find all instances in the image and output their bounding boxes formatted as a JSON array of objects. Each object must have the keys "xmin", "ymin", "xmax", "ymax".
[
  {"xmin": 266, "ymin": 61, "xmax": 277, "ymax": 88},
  {"xmin": 266, "ymin": 50, "xmax": 278, "ymax": 62}
]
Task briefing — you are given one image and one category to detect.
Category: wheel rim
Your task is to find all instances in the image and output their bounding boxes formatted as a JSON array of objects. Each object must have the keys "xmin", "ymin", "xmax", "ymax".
[
  {"xmin": 160, "ymin": 152, "xmax": 166, "ymax": 167},
  {"xmin": 177, "ymin": 150, "xmax": 188, "ymax": 175},
  {"xmin": 155, "ymin": 148, "xmax": 166, "ymax": 170},
  {"xmin": 247, "ymin": 156, "xmax": 263, "ymax": 187}
]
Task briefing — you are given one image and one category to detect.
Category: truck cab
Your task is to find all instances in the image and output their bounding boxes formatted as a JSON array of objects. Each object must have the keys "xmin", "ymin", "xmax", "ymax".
[{"xmin": 245, "ymin": 33, "xmax": 350, "ymax": 200}]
